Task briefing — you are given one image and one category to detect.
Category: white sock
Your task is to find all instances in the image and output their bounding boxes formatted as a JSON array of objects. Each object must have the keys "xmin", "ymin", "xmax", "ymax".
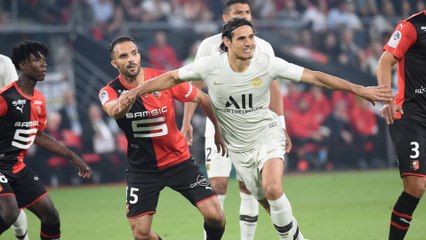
[
  {"xmin": 239, "ymin": 192, "xmax": 258, "ymax": 240},
  {"xmin": 268, "ymin": 194, "xmax": 298, "ymax": 240},
  {"xmin": 12, "ymin": 210, "xmax": 28, "ymax": 240}
]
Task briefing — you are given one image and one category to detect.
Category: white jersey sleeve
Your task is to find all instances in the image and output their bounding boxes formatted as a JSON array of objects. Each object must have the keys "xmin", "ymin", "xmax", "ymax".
[
  {"xmin": 268, "ymin": 57, "xmax": 304, "ymax": 83},
  {"xmin": 178, "ymin": 55, "xmax": 212, "ymax": 82},
  {"xmin": 195, "ymin": 34, "xmax": 222, "ymax": 60},
  {"xmin": 0, "ymin": 54, "xmax": 18, "ymax": 88}
]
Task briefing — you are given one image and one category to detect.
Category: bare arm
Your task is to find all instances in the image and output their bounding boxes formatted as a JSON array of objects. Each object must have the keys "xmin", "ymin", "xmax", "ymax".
[
  {"xmin": 377, "ymin": 51, "xmax": 401, "ymax": 124},
  {"xmin": 191, "ymin": 90, "xmax": 227, "ymax": 156},
  {"xmin": 181, "ymin": 81, "xmax": 204, "ymax": 145},
  {"xmin": 300, "ymin": 69, "xmax": 393, "ymax": 103},
  {"xmin": 103, "ymin": 96, "xmax": 135, "ymax": 119},
  {"xmin": 119, "ymin": 70, "xmax": 184, "ymax": 110},
  {"xmin": 35, "ymin": 132, "xmax": 92, "ymax": 178},
  {"xmin": 269, "ymin": 80, "xmax": 292, "ymax": 153}
]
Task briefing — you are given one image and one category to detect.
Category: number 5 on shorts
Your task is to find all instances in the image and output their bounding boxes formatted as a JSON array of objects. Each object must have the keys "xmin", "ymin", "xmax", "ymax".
[{"xmin": 126, "ymin": 187, "xmax": 139, "ymax": 204}]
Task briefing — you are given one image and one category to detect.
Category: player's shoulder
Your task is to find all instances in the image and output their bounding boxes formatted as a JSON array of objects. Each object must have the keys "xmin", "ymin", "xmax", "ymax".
[
  {"xmin": 0, "ymin": 54, "xmax": 13, "ymax": 64},
  {"xmin": 144, "ymin": 67, "xmax": 167, "ymax": 79},
  {"xmin": 33, "ymin": 88, "xmax": 46, "ymax": 102},
  {"xmin": 199, "ymin": 34, "xmax": 222, "ymax": 47},
  {"xmin": 254, "ymin": 36, "xmax": 273, "ymax": 50}
]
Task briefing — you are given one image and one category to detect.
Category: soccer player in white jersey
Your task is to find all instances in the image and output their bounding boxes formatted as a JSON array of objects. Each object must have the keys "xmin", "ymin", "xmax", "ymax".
[
  {"xmin": 0, "ymin": 54, "xmax": 29, "ymax": 240},
  {"xmin": 118, "ymin": 18, "xmax": 393, "ymax": 240},
  {"xmin": 180, "ymin": 1, "xmax": 291, "ymax": 239}
]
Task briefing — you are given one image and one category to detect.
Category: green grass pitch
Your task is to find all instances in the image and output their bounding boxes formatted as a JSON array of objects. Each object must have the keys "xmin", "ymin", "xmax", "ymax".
[{"xmin": 3, "ymin": 169, "xmax": 426, "ymax": 239}]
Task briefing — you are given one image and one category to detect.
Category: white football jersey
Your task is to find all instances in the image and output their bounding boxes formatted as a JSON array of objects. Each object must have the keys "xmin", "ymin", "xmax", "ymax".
[
  {"xmin": 196, "ymin": 33, "xmax": 276, "ymax": 137},
  {"xmin": 178, "ymin": 51, "xmax": 303, "ymax": 152},
  {"xmin": 0, "ymin": 54, "xmax": 18, "ymax": 88}
]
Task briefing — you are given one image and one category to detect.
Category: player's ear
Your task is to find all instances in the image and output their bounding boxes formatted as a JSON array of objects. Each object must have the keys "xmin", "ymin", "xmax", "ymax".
[
  {"xmin": 222, "ymin": 14, "xmax": 229, "ymax": 23},
  {"xmin": 111, "ymin": 60, "xmax": 117, "ymax": 69},
  {"xmin": 223, "ymin": 37, "xmax": 231, "ymax": 49}
]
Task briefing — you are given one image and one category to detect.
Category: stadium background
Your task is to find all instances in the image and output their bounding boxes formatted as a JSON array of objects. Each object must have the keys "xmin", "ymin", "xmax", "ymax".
[{"xmin": 2, "ymin": 0, "xmax": 418, "ymax": 186}]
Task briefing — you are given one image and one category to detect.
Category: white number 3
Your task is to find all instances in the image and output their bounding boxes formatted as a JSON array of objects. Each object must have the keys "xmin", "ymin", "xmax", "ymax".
[
  {"xmin": 0, "ymin": 173, "xmax": 8, "ymax": 183},
  {"xmin": 410, "ymin": 141, "xmax": 420, "ymax": 159}
]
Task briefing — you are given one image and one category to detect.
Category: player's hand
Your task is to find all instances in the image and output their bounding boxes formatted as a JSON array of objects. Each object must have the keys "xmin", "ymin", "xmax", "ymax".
[
  {"xmin": 180, "ymin": 122, "xmax": 193, "ymax": 146},
  {"xmin": 380, "ymin": 101, "xmax": 403, "ymax": 125},
  {"xmin": 118, "ymin": 90, "xmax": 137, "ymax": 112},
  {"xmin": 358, "ymin": 84, "xmax": 393, "ymax": 103},
  {"xmin": 214, "ymin": 128, "xmax": 228, "ymax": 157},
  {"xmin": 71, "ymin": 156, "xmax": 92, "ymax": 179},
  {"xmin": 283, "ymin": 130, "xmax": 292, "ymax": 153}
]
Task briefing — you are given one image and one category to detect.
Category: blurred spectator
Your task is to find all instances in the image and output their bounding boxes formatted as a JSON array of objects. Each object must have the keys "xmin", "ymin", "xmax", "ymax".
[
  {"xmin": 349, "ymin": 97, "xmax": 380, "ymax": 168},
  {"xmin": 300, "ymin": 0, "xmax": 327, "ymax": 32},
  {"xmin": 318, "ymin": 31, "xmax": 341, "ymax": 61},
  {"xmin": 368, "ymin": 0, "xmax": 396, "ymax": 42},
  {"xmin": 183, "ymin": 40, "xmax": 201, "ymax": 65},
  {"xmin": 337, "ymin": 29, "xmax": 363, "ymax": 67},
  {"xmin": 148, "ymin": 31, "xmax": 182, "ymax": 70},
  {"xmin": 252, "ymin": 0, "xmax": 276, "ymax": 19},
  {"xmin": 327, "ymin": 0, "xmax": 363, "ymax": 30},
  {"xmin": 278, "ymin": 0, "xmax": 300, "ymax": 21},
  {"xmin": 182, "ymin": 0, "xmax": 207, "ymax": 21},
  {"xmin": 58, "ymin": 90, "xmax": 82, "ymax": 135},
  {"xmin": 193, "ymin": 10, "xmax": 219, "ymax": 39},
  {"xmin": 90, "ymin": 0, "xmax": 125, "ymax": 41},
  {"xmin": 121, "ymin": 0, "xmax": 143, "ymax": 22},
  {"xmin": 82, "ymin": 104, "xmax": 117, "ymax": 183},
  {"xmin": 70, "ymin": 0, "xmax": 95, "ymax": 32},
  {"xmin": 360, "ymin": 40, "xmax": 383, "ymax": 76},
  {"xmin": 283, "ymin": 82, "xmax": 303, "ymax": 117},
  {"xmin": 140, "ymin": 0, "xmax": 172, "ymax": 22},
  {"xmin": 322, "ymin": 101, "xmax": 355, "ymax": 169}
]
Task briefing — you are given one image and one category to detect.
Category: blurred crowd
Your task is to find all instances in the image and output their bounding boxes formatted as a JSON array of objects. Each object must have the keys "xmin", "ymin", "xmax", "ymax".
[{"xmin": 1, "ymin": 0, "xmax": 423, "ymax": 185}]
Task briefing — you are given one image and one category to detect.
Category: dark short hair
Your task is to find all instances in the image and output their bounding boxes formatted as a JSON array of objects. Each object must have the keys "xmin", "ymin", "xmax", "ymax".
[
  {"xmin": 223, "ymin": 0, "xmax": 250, "ymax": 14},
  {"xmin": 108, "ymin": 36, "xmax": 137, "ymax": 59},
  {"xmin": 220, "ymin": 18, "xmax": 255, "ymax": 52},
  {"xmin": 11, "ymin": 40, "xmax": 48, "ymax": 71}
]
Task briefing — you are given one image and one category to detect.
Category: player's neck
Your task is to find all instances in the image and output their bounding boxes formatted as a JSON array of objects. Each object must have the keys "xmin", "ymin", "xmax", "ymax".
[
  {"xmin": 16, "ymin": 77, "xmax": 36, "ymax": 97},
  {"xmin": 228, "ymin": 55, "xmax": 251, "ymax": 73}
]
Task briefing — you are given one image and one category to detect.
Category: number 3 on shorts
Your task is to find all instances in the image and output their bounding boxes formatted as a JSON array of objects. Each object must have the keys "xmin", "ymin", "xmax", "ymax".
[
  {"xmin": 410, "ymin": 141, "xmax": 420, "ymax": 159},
  {"xmin": 0, "ymin": 173, "xmax": 8, "ymax": 183}
]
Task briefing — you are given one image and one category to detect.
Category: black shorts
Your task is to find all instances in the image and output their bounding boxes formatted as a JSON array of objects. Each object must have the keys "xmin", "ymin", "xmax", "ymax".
[
  {"xmin": 0, "ymin": 167, "xmax": 47, "ymax": 208},
  {"xmin": 389, "ymin": 119, "xmax": 426, "ymax": 177},
  {"xmin": 126, "ymin": 158, "xmax": 217, "ymax": 218}
]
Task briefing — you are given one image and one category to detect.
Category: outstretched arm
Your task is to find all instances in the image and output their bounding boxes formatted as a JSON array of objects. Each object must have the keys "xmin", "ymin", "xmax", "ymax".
[
  {"xmin": 119, "ymin": 70, "xmax": 184, "ymax": 110},
  {"xmin": 377, "ymin": 51, "xmax": 401, "ymax": 124},
  {"xmin": 191, "ymin": 90, "xmax": 227, "ymax": 156},
  {"xmin": 300, "ymin": 69, "xmax": 393, "ymax": 103},
  {"xmin": 35, "ymin": 132, "xmax": 92, "ymax": 178}
]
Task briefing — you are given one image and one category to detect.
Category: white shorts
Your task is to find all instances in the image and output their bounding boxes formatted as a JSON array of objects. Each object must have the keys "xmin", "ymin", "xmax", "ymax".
[
  {"xmin": 205, "ymin": 136, "xmax": 233, "ymax": 178},
  {"xmin": 228, "ymin": 124, "xmax": 285, "ymax": 200}
]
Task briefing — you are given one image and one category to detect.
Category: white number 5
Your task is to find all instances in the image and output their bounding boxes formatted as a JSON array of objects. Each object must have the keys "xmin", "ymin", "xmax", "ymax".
[
  {"xmin": 12, "ymin": 128, "xmax": 38, "ymax": 149},
  {"xmin": 126, "ymin": 187, "xmax": 139, "ymax": 204},
  {"xmin": 0, "ymin": 173, "xmax": 8, "ymax": 183},
  {"xmin": 410, "ymin": 141, "xmax": 420, "ymax": 159}
]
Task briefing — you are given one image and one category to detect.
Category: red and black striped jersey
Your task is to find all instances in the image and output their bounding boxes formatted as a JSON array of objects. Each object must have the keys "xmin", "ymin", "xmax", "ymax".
[
  {"xmin": 99, "ymin": 68, "xmax": 198, "ymax": 172},
  {"xmin": 383, "ymin": 10, "xmax": 426, "ymax": 122},
  {"xmin": 0, "ymin": 82, "xmax": 47, "ymax": 174}
]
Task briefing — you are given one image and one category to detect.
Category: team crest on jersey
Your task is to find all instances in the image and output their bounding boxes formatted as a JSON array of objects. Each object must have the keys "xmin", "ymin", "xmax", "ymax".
[
  {"xmin": 35, "ymin": 105, "xmax": 42, "ymax": 114},
  {"xmin": 388, "ymin": 31, "xmax": 401, "ymax": 48},
  {"xmin": 410, "ymin": 160, "xmax": 419, "ymax": 171},
  {"xmin": 251, "ymin": 77, "xmax": 262, "ymax": 88},
  {"xmin": 153, "ymin": 91, "xmax": 161, "ymax": 98},
  {"xmin": 12, "ymin": 99, "xmax": 26, "ymax": 113},
  {"xmin": 99, "ymin": 90, "xmax": 109, "ymax": 105}
]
